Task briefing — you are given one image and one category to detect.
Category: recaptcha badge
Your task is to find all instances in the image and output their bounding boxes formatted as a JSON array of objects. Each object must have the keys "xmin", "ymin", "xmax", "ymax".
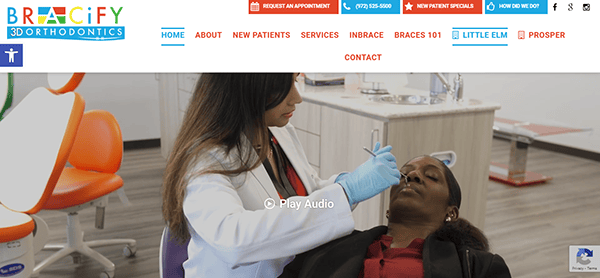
[
  {"xmin": 0, "ymin": 44, "xmax": 23, "ymax": 67},
  {"xmin": 570, "ymin": 246, "xmax": 600, "ymax": 272}
]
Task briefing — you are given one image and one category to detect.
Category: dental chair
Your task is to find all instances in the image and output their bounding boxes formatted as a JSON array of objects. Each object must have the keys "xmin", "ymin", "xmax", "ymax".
[
  {"xmin": 159, "ymin": 226, "xmax": 189, "ymax": 278},
  {"xmin": 0, "ymin": 88, "xmax": 84, "ymax": 278},
  {"xmin": 32, "ymin": 110, "xmax": 136, "ymax": 278}
]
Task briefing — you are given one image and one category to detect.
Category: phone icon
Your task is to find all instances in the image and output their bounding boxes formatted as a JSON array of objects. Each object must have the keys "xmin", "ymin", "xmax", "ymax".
[{"xmin": 343, "ymin": 2, "xmax": 351, "ymax": 10}]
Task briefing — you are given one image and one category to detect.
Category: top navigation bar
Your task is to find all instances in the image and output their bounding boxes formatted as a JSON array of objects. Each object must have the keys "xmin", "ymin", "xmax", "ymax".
[
  {"xmin": 0, "ymin": 1, "xmax": 598, "ymax": 72},
  {"xmin": 249, "ymin": 0, "xmax": 586, "ymax": 14}
]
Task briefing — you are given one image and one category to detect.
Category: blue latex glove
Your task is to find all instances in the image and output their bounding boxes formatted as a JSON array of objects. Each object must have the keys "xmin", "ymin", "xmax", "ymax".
[
  {"xmin": 335, "ymin": 172, "xmax": 349, "ymax": 183},
  {"xmin": 338, "ymin": 142, "xmax": 401, "ymax": 207}
]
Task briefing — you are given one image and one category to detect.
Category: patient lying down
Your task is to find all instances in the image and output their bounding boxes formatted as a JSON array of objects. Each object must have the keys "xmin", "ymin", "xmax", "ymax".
[{"xmin": 280, "ymin": 155, "xmax": 511, "ymax": 278}]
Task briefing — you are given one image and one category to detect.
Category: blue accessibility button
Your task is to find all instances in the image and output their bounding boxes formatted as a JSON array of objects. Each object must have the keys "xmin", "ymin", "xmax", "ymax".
[
  {"xmin": 341, "ymin": 0, "xmax": 400, "ymax": 14},
  {"xmin": 485, "ymin": 0, "xmax": 547, "ymax": 14},
  {"xmin": 0, "ymin": 44, "xmax": 22, "ymax": 67}
]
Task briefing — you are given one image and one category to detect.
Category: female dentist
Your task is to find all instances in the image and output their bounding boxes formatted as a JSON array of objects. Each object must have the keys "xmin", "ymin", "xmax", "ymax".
[{"xmin": 161, "ymin": 73, "xmax": 401, "ymax": 277}]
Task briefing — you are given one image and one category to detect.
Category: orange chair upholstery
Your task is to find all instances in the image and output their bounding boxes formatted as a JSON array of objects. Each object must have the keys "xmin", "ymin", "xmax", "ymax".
[
  {"xmin": 44, "ymin": 110, "xmax": 124, "ymax": 209},
  {"xmin": 0, "ymin": 88, "xmax": 84, "ymax": 278},
  {"xmin": 0, "ymin": 209, "xmax": 35, "ymax": 243},
  {"xmin": 43, "ymin": 169, "xmax": 123, "ymax": 209},
  {"xmin": 33, "ymin": 110, "xmax": 136, "ymax": 278},
  {"xmin": 47, "ymin": 73, "xmax": 85, "ymax": 95}
]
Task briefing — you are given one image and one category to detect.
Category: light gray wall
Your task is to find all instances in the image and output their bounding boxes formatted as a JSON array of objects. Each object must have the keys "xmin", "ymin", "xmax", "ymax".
[
  {"xmin": 390, "ymin": 73, "xmax": 599, "ymax": 153},
  {"xmin": 10, "ymin": 73, "xmax": 598, "ymax": 153},
  {"xmin": 11, "ymin": 73, "xmax": 160, "ymax": 141}
]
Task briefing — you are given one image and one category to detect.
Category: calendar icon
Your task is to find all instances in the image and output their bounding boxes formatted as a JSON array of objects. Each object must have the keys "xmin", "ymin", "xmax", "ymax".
[
  {"xmin": 518, "ymin": 30, "xmax": 525, "ymax": 40},
  {"xmin": 251, "ymin": 2, "xmax": 260, "ymax": 11}
]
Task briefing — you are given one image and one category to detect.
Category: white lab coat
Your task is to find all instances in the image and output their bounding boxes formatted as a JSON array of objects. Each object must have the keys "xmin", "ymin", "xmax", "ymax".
[{"xmin": 183, "ymin": 123, "xmax": 355, "ymax": 277}]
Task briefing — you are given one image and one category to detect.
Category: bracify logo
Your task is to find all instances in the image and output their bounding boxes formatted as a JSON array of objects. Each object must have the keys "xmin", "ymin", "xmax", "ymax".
[
  {"xmin": 7, "ymin": 6, "xmax": 124, "ymax": 41},
  {"xmin": 577, "ymin": 248, "xmax": 593, "ymax": 265}
]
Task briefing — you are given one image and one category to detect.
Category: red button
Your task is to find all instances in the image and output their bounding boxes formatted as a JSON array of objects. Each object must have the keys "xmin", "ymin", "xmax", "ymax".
[
  {"xmin": 249, "ymin": 0, "xmax": 338, "ymax": 14},
  {"xmin": 402, "ymin": 0, "xmax": 482, "ymax": 14}
]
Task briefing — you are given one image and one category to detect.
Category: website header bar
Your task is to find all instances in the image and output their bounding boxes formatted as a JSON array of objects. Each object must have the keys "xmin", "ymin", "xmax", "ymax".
[{"xmin": 0, "ymin": 1, "xmax": 597, "ymax": 72}]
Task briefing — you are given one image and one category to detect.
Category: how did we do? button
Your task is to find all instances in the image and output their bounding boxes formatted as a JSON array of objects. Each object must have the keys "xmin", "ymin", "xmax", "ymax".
[{"xmin": 485, "ymin": 0, "xmax": 547, "ymax": 14}]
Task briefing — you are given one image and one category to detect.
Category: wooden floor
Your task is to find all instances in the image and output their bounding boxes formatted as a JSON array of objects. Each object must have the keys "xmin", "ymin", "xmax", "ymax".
[
  {"xmin": 485, "ymin": 139, "xmax": 600, "ymax": 278},
  {"xmin": 33, "ymin": 139, "xmax": 600, "ymax": 277},
  {"xmin": 35, "ymin": 148, "xmax": 166, "ymax": 278}
]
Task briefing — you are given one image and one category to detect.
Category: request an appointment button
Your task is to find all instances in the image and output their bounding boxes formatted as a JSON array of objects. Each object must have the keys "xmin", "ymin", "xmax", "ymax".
[
  {"xmin": 485, "ymin": 0, "xmax": 547, "ymax": 14},
  {"xmin": 249, "ymin": 0, "xmax": 338, "ymax": 14}
]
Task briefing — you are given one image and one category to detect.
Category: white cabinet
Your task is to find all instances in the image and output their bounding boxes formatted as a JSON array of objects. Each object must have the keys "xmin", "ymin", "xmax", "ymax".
[
  {"xmin": 320, "ymin": 106, "xmax": 387, "ymax": 231},
  {"xmin": 293, "ymin": 99, "xmax": 495, "ymax": 231},
  {"xmin": 292, "ymin": 103, "xmax": 387, "ymax": 231},
  {"xmin": 290, "ymin": 101, "xmax": 321, "ymax": 135},
  {"xmin": 289, "ymin": 102, "xmax": 322, "ymax": 175}
]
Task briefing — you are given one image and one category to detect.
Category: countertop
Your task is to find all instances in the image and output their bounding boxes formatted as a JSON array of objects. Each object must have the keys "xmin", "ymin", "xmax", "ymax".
[{"xmin": 298, "ymin": 83, "xmax": 501, "ymax": 121}]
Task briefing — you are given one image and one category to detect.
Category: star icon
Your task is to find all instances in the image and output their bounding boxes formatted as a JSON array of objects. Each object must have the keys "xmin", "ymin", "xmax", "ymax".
[{"xmin": 405, "ymin": 2, "xmax": 413, "ymax": 10}]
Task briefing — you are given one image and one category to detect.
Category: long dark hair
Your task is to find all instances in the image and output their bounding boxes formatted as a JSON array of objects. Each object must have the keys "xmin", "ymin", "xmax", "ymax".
[
  {"xmin": 162, "ymin": 73, "xmax": 295, "ymax": 241},
  {"xmin": 433, "ymin": 218, "xmax": 490, "ymax": 252}
]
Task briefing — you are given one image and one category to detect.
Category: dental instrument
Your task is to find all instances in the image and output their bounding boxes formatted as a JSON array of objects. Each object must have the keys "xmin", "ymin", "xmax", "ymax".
[
  {"xmin": 362, "ymin": 146, "xmax": 377, "ymax": 157},
  {"xmin": 363, "ymin": 146, "xmax": 408, "ymax": 184}
]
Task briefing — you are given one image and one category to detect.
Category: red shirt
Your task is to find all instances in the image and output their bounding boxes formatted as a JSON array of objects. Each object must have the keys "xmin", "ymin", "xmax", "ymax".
[
  {"xmin": 359, "ymin": 235, "xmax": 425, "ymax": 278},
  {"xmin": 272, "ymin": 136, "xmax": 307, "ymax": 197}
]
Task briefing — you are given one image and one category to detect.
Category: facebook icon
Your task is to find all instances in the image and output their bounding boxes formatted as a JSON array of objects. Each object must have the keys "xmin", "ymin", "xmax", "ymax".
[{"xmin": 0, "ymin": 44, "xmax": 23, "ymax": 67}]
